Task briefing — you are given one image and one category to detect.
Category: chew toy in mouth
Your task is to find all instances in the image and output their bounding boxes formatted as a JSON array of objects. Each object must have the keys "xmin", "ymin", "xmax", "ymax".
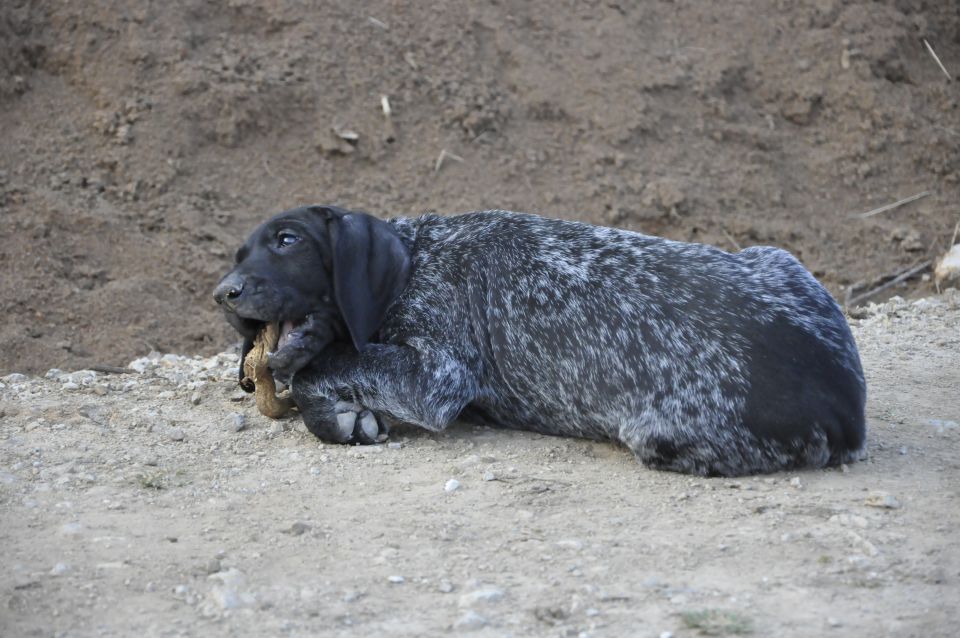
[{"xmin": 241, "ymin": 322, "xmax": 295, "ymax": 418}]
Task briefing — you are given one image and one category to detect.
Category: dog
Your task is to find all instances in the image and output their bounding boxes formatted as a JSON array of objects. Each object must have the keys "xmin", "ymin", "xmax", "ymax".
[{"xmin": 214, "ymin": 205, "xmax": 866, "ymax": 476}]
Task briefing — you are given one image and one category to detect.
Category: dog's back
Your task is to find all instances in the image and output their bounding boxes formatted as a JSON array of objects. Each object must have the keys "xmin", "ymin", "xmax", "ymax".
[{"xmin": 389, "ymin": 211, "xmax": 866, "ymax": 476}]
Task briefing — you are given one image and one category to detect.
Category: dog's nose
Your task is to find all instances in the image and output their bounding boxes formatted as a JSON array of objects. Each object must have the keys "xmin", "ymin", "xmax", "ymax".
[{"xmin": 213, "ymin": 275, "xmax": 245, "ymax": 307}]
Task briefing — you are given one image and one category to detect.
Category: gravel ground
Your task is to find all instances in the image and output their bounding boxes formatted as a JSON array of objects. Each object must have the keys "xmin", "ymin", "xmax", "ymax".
[{"xmin": 2, "ymin": 291, "xmax": 959, "ymax": 637}]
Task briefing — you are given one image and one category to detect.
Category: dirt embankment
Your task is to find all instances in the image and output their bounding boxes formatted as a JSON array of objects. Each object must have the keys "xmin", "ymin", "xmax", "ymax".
[{"xmin": 1, "ymin": 0, "xmax": 958, "ymax": 374}]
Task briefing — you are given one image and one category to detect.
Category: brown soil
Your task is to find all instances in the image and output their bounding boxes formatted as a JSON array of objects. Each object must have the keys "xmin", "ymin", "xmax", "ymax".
[{"xmin": 1, "ymin": 0, "xmax": 958, "ymax": 374}]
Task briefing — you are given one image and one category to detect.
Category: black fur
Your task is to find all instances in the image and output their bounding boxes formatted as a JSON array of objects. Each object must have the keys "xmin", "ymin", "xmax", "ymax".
[{"xmin": 215, "ymin": 206, "xmax": 867, "ymax": 476}]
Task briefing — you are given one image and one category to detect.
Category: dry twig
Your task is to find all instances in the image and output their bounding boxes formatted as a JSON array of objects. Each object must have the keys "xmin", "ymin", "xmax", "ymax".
[
  {"xmin": 720, "ymin": 227, "xmax": 742, "ymax": 251},
  {"xmin": 434, "ymin": 149, "xmax": 464, "ymax": 173},
  {"xmin": 846, "ymin": 260, "xmax": 933, "ymax": 307},
  {"xmin": 923, "ymin": 38, "xmax": 952, "ymax": 81},
  {"xmin": 851, "ymin": 191, "xmax": 931, "ymax": 219}
]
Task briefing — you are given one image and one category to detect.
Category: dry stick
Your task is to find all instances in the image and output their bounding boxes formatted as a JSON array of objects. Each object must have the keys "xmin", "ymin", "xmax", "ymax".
[
  {"xmin": 852, "ymin": 190, "xmax": 932, "ymax": 219},
  {"xmin": 89, "ymin": 364, "xmax": 134, "ymax": 375},
  {"xmin": 923, "ymin": 38, "xmax": 953, "ymax": 81},
  {"xmin": 434, "ymin": 149, "xmax": 464, "ymax": 173},
  {"xmin": 720, "ymin": 227, "xmax": 742, "ymax": 251},
  {"xmin": 847, "ymin": 260, "xmax": 933, "ymax": 307}
]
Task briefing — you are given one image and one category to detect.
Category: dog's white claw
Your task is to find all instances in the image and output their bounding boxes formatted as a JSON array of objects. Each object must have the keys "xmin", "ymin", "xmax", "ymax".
[
  {"xmin": 336, "ymin": 411, "xmax": 357, "ymax": 439},
  {"xmin": 359, "ymin": 411, "xmax": 379, "ymax": 441}
]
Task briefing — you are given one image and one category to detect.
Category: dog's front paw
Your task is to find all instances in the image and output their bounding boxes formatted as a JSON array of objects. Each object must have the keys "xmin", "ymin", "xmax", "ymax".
[
  {"xmin": 334, "ymin": 401, "xmax": 389, "ymax": 444},
  {"xmin": 267, "ymin": 345, "xmax": 314, "ymax": 382}
]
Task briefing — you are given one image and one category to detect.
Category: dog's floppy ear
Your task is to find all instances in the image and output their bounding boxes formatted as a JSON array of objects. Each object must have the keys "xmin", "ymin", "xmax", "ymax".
[{"xmin": 318, "ymin": 206, "xmax": 411, "ymax": 351}]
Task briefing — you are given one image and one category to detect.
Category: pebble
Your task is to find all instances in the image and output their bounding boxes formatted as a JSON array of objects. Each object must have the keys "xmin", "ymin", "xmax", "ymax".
[
  {"xmin": 388, "ymin": 575, "xmax": 405, "ymax": 584},
  {"xmin": 789, "ymin": 476, "xmax": 803, "ymax": 489},
  {"xmin": 660, "ymin": 632, "xmax": 674, "ymax": 638},
  {"xmin": 827, "ymin": 617, "xmax": 842, "ymax": 628},
  {"xmin": 865, "ymin": 492, "xmax": 901, "ymax": 509},
  {"xmin": 50, "ymin": 562, "xmax": 71, "ymax": 576},
  {"xmin": 63, "ymin": 382, "xmax": 80, "ymax": 392},
  {"xmin": 208, "ymin": 568, "xmax": 255, "ymax": 610},
  {"xmin": 167, "ymin": 427, "xmax": 186, "ymax": 441},
  {"xmin": 482, "ymin": 470, "xmax": 496, "ymax": 482},
  {"xmin": 387, "ymin": 441, "xmax": 403, "ymax": 449},
  {"xmin": 60, "ymin": 522, "xmax": 83, "ymax": 536},
  {"xmin": 444, "ymin": 479, "xmax": 461, "ymax": 493},
  {"xmin": 438, "ymin": 579, "xmax": 455, "ymax": 593},
  {"xmin": 227, "ymin": 413, "xmax": 246, "ymax": 432},
  {"xmin": 190, "ymin": 393, "xmax": 202, "ymax": 405},
  {"xmin": 458, "ymin": 586, "xmax": 505, "ymax": 607},
  {"xmin": 285, "ymin": 522, "xmax": 310, "ymax": 536},
  {"xmin": 453, "ymin": 610, "xmax": 488, "ymax": 630}
]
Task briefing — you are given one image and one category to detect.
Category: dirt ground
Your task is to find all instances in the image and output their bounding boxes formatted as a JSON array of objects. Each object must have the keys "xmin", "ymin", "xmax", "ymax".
[
  {"xmin": 1, "ymin": 0, "xmax": 958, "ymax": 374},
  {"xmin": 1, "ymin": 292, "xmax": 959, "ymax": 637}
]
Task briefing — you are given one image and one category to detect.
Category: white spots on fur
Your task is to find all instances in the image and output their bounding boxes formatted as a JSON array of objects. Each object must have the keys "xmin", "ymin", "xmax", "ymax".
[{"xmin": 298, "ymin": 209, "xmax": 865, "ymax": 476}]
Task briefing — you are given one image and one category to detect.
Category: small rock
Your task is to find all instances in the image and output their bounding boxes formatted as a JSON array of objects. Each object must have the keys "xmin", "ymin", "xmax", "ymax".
[
  {"xmin": 387, "ymin": 441, "xmax": 402, "ymax": 450},
  {"xmin": 438, "ymin": 580, "xmax": 455, "ymax": 593},
  {"xmin": 445, "ymin": 479, "xmax": 461, "ymax": 493},
  {"xmin": 50, "ymin": 562, "xmax": 71, "ymax": 576},
  {"xmin": 789, "ymin": 476, "xmax": 803, "ymax": 489},
  {"xmin": 556, "ymin": 539, "xmax": 584, "ymax": 551},
  {"xmin": 864, "ymin": 492, "xmax": 901, "ymax": 509},
  {"xmin": 227, "ymin": 413, "xmax": 246, "ymax": 432},
  {"xmin": 827, "ymin": 617, "xmax": 842, "ymax": 628},
  {"xmin": 190, "ymin": 393, "xmax": 202, "ymax": 405},
  {"xmin": 660, "ymin": 632, "xmax": 674, "ymax": 638},
  {"xmin": 387, "ymin": 575, "xmax": 405, "ymax": 584},
  {"xmin": 640, "ymin": 178, "xmax": 686, "ymax": 214},
  {"xmin": 458, "ymin": 586, "xmax": 505, "ymax": 607},
  {"xmin": 63, "ymin": 382, "xmax": 80, "ymax": 391},
  {"xmin": 167, "ymin": 427, "xmax": 186, "ymax": 442},
  {"xmin": 453, "ymin": 610, "xmax": 488, "ymax": 631},
  {"xmin": 204, "ymin": 559, "xmax": 222, "ymax": 574},
  {"xmin": 285, "ymin": 522, "xmax": 310, "ymax": 536},
  {"xmin": 60, "ymin": 522, "xmax": 83, "ymax": 536},
  {"xmin": 482, "ymin": 470, "xmax": 496, "ymax": 482},
  {"xmin": 2, "ymin": 373, "xmax": 27, "ymax": 383}
]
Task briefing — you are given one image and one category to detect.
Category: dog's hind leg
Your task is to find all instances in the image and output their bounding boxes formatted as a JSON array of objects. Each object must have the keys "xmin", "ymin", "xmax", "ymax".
[{"xmin": 291, "ymin": 342, "xmax": 479, "ymax": 444}]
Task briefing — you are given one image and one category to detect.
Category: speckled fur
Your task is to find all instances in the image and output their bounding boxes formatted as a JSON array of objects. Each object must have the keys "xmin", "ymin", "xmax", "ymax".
[{"xmin": 292, "ymin": 210, "xmax": 867, "ymax": 476}]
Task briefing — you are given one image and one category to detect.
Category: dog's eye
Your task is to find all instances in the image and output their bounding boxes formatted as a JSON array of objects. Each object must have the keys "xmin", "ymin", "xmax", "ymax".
[{"xmin": 276, "ymin": 232, "xmax": 301, "ymax": 248}]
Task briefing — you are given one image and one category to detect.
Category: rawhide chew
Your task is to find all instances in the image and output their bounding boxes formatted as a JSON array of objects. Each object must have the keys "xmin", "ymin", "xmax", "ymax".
[{"xmin": 241, "ymin": 322, "xmax": 295, "ymax": 418}]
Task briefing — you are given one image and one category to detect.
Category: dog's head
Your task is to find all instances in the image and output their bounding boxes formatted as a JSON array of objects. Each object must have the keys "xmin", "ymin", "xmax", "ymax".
[{"xmin": 214, "ymin": 205, "xmax": 411, "ymax": 374}]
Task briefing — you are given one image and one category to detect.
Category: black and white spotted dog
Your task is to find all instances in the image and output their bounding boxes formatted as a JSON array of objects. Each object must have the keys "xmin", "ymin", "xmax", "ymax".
[{"xmin": 214, "ymin": 205, "xmax": 866, "ymax": 476}]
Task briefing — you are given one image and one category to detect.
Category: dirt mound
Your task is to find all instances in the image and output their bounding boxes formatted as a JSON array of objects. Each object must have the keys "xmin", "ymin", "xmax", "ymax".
[{"xmin": 1, "ymin": 0, "xmax": 958, "ymax": 373}]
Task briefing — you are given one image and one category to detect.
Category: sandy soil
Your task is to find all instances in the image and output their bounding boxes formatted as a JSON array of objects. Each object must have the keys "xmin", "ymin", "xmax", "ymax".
[
  {"xmin": 1, "ymin": 293, "xmax": 958, "ymax": 637},
  {"xmin": 1, "ymin": 0, "xmax": 958, "ymax": 374}
]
